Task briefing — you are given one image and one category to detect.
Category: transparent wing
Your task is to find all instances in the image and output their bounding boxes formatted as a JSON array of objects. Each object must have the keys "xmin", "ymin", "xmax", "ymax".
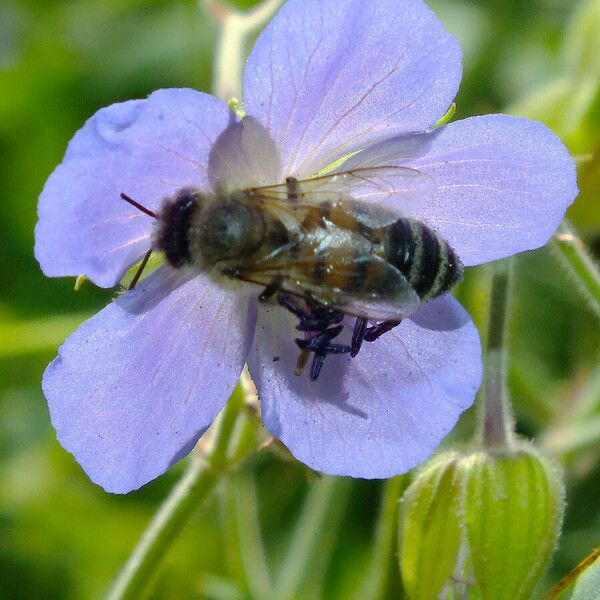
[
  {"xmin": 226, "ymin": 243, "xmax": 420, "ymax": 321},
  {"xmin": 249, "ymin": 165, "xmax": 433, "ymax": 221}
]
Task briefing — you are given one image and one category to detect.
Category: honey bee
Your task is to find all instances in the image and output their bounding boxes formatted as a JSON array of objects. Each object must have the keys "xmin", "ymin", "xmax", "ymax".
[{"xmin": 120, "ymin": 165, "xmax": 463, "ymax": 380}]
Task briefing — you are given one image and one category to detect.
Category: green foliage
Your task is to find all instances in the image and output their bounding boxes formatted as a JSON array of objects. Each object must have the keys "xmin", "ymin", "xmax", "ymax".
[{"xmin": 2, "ymin": 0, "xmax": 600, "ymax": 598}]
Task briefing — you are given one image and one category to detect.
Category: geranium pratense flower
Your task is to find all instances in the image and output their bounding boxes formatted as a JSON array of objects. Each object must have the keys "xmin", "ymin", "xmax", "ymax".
[{"xmin": 35, "ymin": 0, "xmax": 577, "ymax": 493}]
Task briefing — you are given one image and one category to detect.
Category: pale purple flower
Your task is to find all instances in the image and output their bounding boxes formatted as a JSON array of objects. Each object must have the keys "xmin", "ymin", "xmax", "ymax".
[{"xmin": 35, "ymin": 0, "xmax": 577, "ymax": 493}]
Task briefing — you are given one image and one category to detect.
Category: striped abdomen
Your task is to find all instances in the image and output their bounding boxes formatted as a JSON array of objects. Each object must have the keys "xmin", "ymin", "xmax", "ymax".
[{"xmin": 385, "ymin": 218, "xmax": 463, "ymax": 300}]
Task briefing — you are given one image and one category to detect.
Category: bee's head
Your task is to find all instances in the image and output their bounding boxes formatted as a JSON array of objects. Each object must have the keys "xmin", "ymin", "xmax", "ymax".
[{"xmin": 154, "ymin": 186, "xmax": 204, "ymax": 268}]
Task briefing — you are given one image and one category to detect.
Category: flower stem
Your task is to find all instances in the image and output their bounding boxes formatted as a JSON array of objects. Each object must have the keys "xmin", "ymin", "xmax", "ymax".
[
  {"xmin": 351, "ymin": 476, "xmax": 408, "ymax": 600},
  {"xmin": 273, "ymin": 476, "xmax": 351, "ymax": 600},
  {"xmin": 106, "ymin": 394, "xmax": 256, "ymax": 600},
  {"xmin": 204, "ymin": 0, "xmax": 284, "ymax": 101},
  {"xmin": 227, "ymin": 469, "xmax": 273, "ymax": 598},
  {"xmin": 476, "ymin": 259, "xmax": 515, "ymax": 448},
  {"xmin": 550, "ymin": 219, "xmax": 600, "ymax": 320}
]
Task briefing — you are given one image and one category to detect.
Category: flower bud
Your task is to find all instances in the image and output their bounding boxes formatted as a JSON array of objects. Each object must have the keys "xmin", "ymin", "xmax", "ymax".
[
  {"xmin": 399, "ymin": 452, "xmax": 464, "ymax": 600},
  {"xmin": 399, "ymin": 444, "xmax": 565, "ymax": 600}
]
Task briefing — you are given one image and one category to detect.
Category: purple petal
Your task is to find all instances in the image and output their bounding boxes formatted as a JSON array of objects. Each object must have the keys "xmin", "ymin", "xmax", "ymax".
[
  {"xmin": 35, "ymin": 89, "xmax": 231, "ymax": 287},
  {"xmin": 243, "ymin": 0, "xmax": 461, "ymax": 178},
  {"xmin": 208, "ymin": 116, "xmax": 282, "ymax": 191},
  {"xmin": 247, "ymin": 295, "xmax": 481, "ymax": 478},
  {"xmin": 43, "ymin": 267, "xmax": 255, "ymax": 493},
  {"xmin": 355, "ymin": 115, "xmax": 577, "ymax": 266}
]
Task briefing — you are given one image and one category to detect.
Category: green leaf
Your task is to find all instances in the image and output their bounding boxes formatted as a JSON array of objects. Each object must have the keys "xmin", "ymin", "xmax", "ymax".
[
  {"xmin": 570, "ymin": 553, "xmax": 600, "ymax": 600},
  {"xmin": 564, "ymin": 0, "xmax": 600, "ymax": 79},
  {"xmin": 541, "ymin": 548, "xmax": 600, "ymax": 600}
]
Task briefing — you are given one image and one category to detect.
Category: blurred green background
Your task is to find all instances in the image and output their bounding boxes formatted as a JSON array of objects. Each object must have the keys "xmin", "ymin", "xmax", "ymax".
[{"xmin": 1, "ymin": 0, "xmax": 600, "ymax": 598}]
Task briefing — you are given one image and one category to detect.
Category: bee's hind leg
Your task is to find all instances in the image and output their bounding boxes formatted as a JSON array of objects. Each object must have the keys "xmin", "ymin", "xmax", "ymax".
[
  {"xmin": 364, "ymin": 320, "xmax": 402, "ymax": 342},
  {"xmin": 272, "ymin": 291, "xmax": 349, "ymax": 380},
  {"xmin": 295, "ymin": 326, "xmax": 351, "ymax": 381},
  {"xmin": 350, "ymin": 317, "xmax": 368, "ymax": 357},
  {"xmin": 351, "ymin": 318, "xmax": 402, "ymax": 357}
]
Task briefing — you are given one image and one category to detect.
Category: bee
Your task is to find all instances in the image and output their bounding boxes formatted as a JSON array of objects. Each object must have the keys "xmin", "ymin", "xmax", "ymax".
[{"xmin": 120, "ymin": 165, "xmax": 463, "ymax": 380}]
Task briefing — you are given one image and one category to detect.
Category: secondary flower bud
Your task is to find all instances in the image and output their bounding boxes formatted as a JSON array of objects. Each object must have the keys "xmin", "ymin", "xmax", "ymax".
[
  {"xmin": 400, "ymin": 444, "xmax": 565, "ymax": 600},
  {"xmin": 400, "ymin": 453, "xmax": 463, "ymax": 600}
]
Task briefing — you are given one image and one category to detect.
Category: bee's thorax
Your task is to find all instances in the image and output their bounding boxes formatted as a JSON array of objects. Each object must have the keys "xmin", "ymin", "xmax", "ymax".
[
  {"xmin": 154, "ymin": 188, "xmax": 270, "ymax": 270},
  {"xmin": 189, "ymin": 200, "xmax": 267, "ymax": 264}
]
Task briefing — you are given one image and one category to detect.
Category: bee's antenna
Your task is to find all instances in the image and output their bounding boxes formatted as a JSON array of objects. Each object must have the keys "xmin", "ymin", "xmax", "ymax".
[
  {"xmin": 128, "ymin": 249, "xmax": 153, "ymax": 291},
  {"xmin": 120, "ymin": 193, "xmax": 157, "ymax": 219}
]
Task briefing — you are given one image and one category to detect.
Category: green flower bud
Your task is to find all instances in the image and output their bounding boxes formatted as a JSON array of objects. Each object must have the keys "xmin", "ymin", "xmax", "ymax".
[
  {"xmin": 399, "ymin": 444, "xmax": 565, "ymax": 600},
  {"xmin": 400, "ymin": 452, "xmax": 464, "ymax": 600}
]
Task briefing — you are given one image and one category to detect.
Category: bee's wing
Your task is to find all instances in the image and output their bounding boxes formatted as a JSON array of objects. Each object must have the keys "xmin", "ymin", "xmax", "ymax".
[
  {"xmin": 306, "ymin": 253, "xmax": 421, "ymax": 321},
  {"xmin": 249, "ymin": 165, "xmax": 432, "ymax": 221},
  {"xmin": 230, "ymin": 246, "xmax": 420, "ymax": 321}
]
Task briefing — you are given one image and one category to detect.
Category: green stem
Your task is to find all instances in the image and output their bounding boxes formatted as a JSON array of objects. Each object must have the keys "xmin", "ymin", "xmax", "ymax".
[
  {"xmin": 476, "ymin": 259, "xmax": 515, "ymax": 447},
  {"xmin": 230, "ymin": 469, "xmax": 273, "ymax": 598},
  {"xmin": 550, "ymin": 219, "xmax": 600, "ymax": 320},
  {"xmin": 352, "ymin": 476, "xmax": 407, "ymax": 600},
  {"xmin": 274, "ymin": 476, "xmax": 351, "ymax": 600},
  {"xmin": 205, "ymin": 0, "xmax": 284, "ymax": 101},
  {"xmin": 106, "ymin": 397, "xmax": 255, "ymax": 600}
]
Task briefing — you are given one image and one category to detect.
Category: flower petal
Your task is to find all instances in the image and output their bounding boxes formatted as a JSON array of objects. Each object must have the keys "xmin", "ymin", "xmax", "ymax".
[
  {"xmin": 346, "ymin": 115, "xmax": 577, "ymax": 266},
  {"xmin": 43, "ymin": 267, "xmax": 255, "ymax": 493},
  {"xmin": 243, "ymin": 0, "xmax": 462, "ymax": 178},
  {"xmin": 248, "ymin": 295, "xmax": 481, "ymax": 478},
  {"xmin": 208, "ymin": 116, "xmax": 282, "ymax": 191},
  {"xmin": 35, "ymin": 89, "xmax": 232, "ymax": 287}
]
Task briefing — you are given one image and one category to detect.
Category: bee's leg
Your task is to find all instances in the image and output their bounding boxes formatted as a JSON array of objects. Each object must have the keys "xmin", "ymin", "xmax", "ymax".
[
  {"xmin": 300, "ymin": 292, "xmax": 345, "ymax": 329},
  {"xmin": 310, "ymin": 352, "xmax": 327, "ymax": 381},
  {"xmin": 350, "ymin": 318, "xmax": 402, "ymax": 356},
  {"xmin": 258, "ymin": 278, "xmax": 282, "ymax": 303},
  {"xmin": 295, "ymin": 325, "xmax": 351, "ymax": 381},
  {"xmin": 363, "ymin": 319, "xmax": 402, "ymax": 343},
  {"xmin": 276, "ymin": 292, "xmax": 342, "ymax": 332},
  {"xmin": 308, "ymin": 342, "xmax": 352, "ymax": 381},
  {"xmin": 276, "ymin": 292, "xmax": 309, "ymax": 320},
  {"xmin": 296, "ymin": 325, "xmax": 345, "ymax": 351},
  {"xmin": 350, "ymin": 317, "xmax": 368, "ymax": 357}
]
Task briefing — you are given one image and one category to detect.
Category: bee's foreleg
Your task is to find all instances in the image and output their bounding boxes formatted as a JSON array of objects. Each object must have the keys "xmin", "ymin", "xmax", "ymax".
[
  {"xmin": 276, "ymin": 292, "xmax": 308, "ymax": 319},
  {"xmin": 258, "ymin": 277, "xmax": 282, "ymax": 303}
]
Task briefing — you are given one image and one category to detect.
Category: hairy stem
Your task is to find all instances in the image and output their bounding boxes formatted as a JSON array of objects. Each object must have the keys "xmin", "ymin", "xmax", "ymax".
[
  {"xmin": 550, "ymin": 219, "xmax": 600, "ymax": 320},
  {"xmin": 274, "ymin": 476, "xmax": 351, "ymax": 600},
  {"xmin": 106, "ymin": 393, "xmax": 256, "ymax": 600},
  {"xmin": 352, "ymin": 476, "xmax": 407, "ymax": 600},
  {"xmin": 205, "ymin": 0, "xmax": 284, "ymax": 100},
  {"xmin": 476, "ymin": 259, "xmax": 515, "ymax": 447}
]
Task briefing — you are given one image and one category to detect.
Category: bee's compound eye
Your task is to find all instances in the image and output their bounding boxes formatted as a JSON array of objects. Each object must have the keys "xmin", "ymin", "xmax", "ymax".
[{"xmin": 174, "ymin": 186, "xmax": 202, "ymax": 206}]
